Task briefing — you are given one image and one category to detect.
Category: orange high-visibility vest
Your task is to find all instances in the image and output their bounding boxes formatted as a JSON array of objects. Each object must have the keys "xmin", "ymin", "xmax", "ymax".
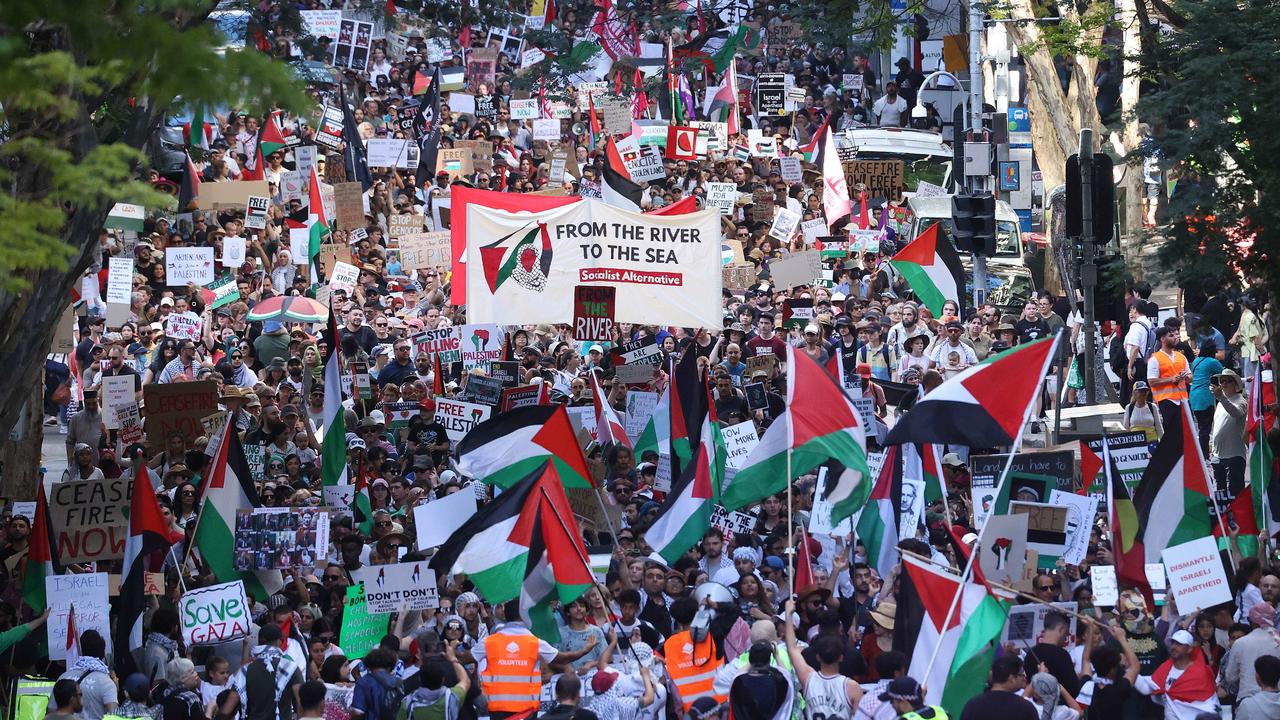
[
  {"xmin": 663, "ymin": 630, "xmax": 725, "ymax": 710},
  {"xmin": 480, "ymin": 632, "xmax": 542, "ymax": 714},
  {"xmin": 1152, "ymin": 351, "xmax": 1189, "ymax": 403}
]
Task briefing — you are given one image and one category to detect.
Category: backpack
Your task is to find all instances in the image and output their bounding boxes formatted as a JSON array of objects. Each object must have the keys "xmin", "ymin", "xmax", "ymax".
[
  {"xmin": 376, "ymin": 674, "xmax": 405, "ymax": 720},
  {"xmin": 1135, "ymin": 319, "xmax": 1157, "ymax": 360}
]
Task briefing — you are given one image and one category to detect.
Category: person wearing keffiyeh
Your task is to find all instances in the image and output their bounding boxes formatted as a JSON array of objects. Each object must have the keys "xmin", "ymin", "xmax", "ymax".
[
  {"xmin": 1221, "ymin": 603, "xmax": 1280, "ymax": 703},
  {"xmin": 231, "ymin": 624, "xmax": 304, "ymax": 720}
]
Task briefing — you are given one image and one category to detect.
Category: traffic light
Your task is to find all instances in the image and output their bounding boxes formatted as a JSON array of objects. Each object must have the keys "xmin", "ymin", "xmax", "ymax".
[
  {"xmin": 952, "ymin": 193, "xmax": 976, "ymax": 252},
  {"xmin": 1065, "ymin": 153, "xmax": 1116, "ymax": 245},
  {"xmin": 973, "ymin": 193, "xmax": 997, "ymax": 256}
]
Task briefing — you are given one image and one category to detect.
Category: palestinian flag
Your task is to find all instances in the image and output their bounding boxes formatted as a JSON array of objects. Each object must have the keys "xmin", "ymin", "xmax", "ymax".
[
  {"xmin": 1104, "ymin": 435, "xmax": 1151, "ymax": 607},
  {"xmin": 669, "ymin": 348, "xmax": 708, "ymax": 482},
  {"xmin": 856, "ymin": 446, "xmax": 900, "ymax": 580},
  {"xmin": 351, "ymin": 458, "xmax": 374, "ymax": 536},
  {"xmin": 798, "ymin": 114, "xmax": 831, "ymax": 163},
  {"xmin": 647, "ymin": 385, "xmax": 725, "ymax": 565},
  {"xmin": 635, "ymin": 360, "xmax": 672, "ymax": 461},
  {"xmin": 1213, "ymin": 486, "xmax": 1260, "ymax": 558},
  {"xmin": 1248, "ymin": 364, "xmax": 1279, "ymax": 536},
  {"xmin": 21, "ymin": 481, "xmax": 59, "ymax": 613},
  {"xmin": 902, "ymin": 554, "xmax": 1009, "ymax": 714},
  {"xmin": 590, "ymin": 371, "xmax": 630, "ymax": 448},
  {"xmin": 115, "ymin": 458, "xmax": 172, "ymax": 674},
  {"xmin": 819, "ymin": 125, "xmax": 852, "ymax": 229},
  {"xmin": 723, "ymin": 345, "xmax": 868, "ymax": 513},
  {"xmin": 456, "ymin": 405, "xmax": 594, "ymax": 489},
  {"xmin": 307, "ymin": 165, "xmax": 331, "ymax": 284},
  {"xmin": 183, "ymin": 106, "xmax": 212, "ymax": 151},
  {"xmin": 429, "ymin": 461, "xmax": 593, "ymax": 642},
  {"xmin": 178, "ymin": 152, "xmax": 201, "ymax": 211},
  {"xmin": 480, "ymin": 222, "xmax": 552, "ymax": 295},
  {"xmin": 702, "ymin": 59, "xmax": 740, "ymax": 135},
  {"xmin": 886, "ymin": 335, "xmax": 1061, "ymax": 447},
  {"xmin": 106, "ymin": 203, "xmax": 146, "ymax": 233},
  {"xmin": 905, "ymin": 442, "xmax": 947, "ymax": 504},
  {"xmin": 1134, "ymin": 402, "xmax": 1214, "ymax": 561},
  {"xmin": 320, "ymin": 308, "xmax": 348, "ymax": 488},
  {"xmin": 889, "ymin": 223, "xmax": 963, "ymax": 317},
  {"xmin": 195, "ymin": 421, "xmax": 284, "ymax": 601},
  {"xmin": 601, "ymin": 136, "xmax": 643, "ymax": 213},
  {"xmin": 259, "ymin": 113, "xmax": 287, "ymax": 158}
]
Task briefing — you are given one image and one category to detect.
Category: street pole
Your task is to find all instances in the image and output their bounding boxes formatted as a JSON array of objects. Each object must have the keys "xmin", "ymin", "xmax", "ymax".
[
  {"xmin": 968, "ymin": 0, "xmax": 988, "ymax": 308},
  {"xmin": 1079, "ymin": 128, "xmax": 1098, "ymax": 405}
]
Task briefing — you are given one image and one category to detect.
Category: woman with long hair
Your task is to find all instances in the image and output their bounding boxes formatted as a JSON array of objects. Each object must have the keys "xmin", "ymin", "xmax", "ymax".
[
  {"xmin": 734, "ymin": 573, "xmax": 776, "ymax": 622},
  {"xmin": 143, "ymin": 339, "xmax": 179, "ymax": 385},
  {"xmin": 174, "ymin": 481, "xmax": 199, "ymax": 528},
  {"xmin": 1123, "ymin": 381, "xmax": 1163, "ymax": 442}
]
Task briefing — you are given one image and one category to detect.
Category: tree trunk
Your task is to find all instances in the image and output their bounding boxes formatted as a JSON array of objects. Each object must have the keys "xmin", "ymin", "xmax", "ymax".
[
  {"xmin": 1117, "ymin": 0, "xmax": 1146, "ymax": 266},
  {"xmin": 0, "ymin": 383, "xmax": 46, "ymax": 500}
]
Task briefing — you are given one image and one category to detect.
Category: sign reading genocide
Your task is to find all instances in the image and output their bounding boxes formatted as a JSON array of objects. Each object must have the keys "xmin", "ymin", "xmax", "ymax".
[
  {"xmin": 351, "ymin": 563, "xmax": 439, "ymax": 613},
  {"xmin": 843, "ymin": 159, "xmax": 905, "ymax": 200},
  {"xmin": 143, "ymin": 380, "xmax": 219, "ymax": 447},
  {"xmin": 50, "ymin": 477, "xmax": 130, "ymax": 563},
  {"xmin": 573, "ymin": 286, "xmax": 616, "ymax": 342},
  {"xmin": 179, "ymin": 580, "xmax": 250, "ymax": 647}
]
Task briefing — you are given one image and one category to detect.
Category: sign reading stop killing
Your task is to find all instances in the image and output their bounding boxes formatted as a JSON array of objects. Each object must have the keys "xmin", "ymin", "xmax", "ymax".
[{"xmin": 574, "ymin": 285, "xmax": 616, "ymax": 342}]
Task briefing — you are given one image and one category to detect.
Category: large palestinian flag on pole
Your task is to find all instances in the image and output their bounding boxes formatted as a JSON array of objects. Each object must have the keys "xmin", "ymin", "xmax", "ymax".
[
  {"xmin": 1248, "ymin": 365, "xmax": 1279, "ymax": 536},
  {"xmin": 116, "ymin": 457, "xmax": 172, "ymax": 674},
  {"xmin": 1103, "ymin": 436, "xmax": 1152, "ymax": 606},
  {"xmin": 902, "ymin": 554, "xmax": 1008, "ymax": 714},
  {"xmin": 456, "ymin": 405, "xmax": 593, "ymax": 489},
  {"xmin": 668, "ymin": 347, "xmax": 708, "ymax": 482},
  {"xmin": 856, "ymin": 446, "xmax": 900, "ymax": 582},
  {"xmin": 646, "ymin": 385, "xmax": 725, "ymax": 564},
  {"xmin": 889, "ymin": 223, "xmax": 963, "ymax": 317},
  {"xmin": 722, "ymin": 345, "xmax": 868, "ymax": 513},
  {"xmin": 886, "ymin": 335, "xmax": 1060, "ymax": 447},
  {"xmin": 601, "ymin": 136, "xmax": 644, "ymax": 212},
  {"xmin": 196, "ymin": 422, "xmax": 284, "ymax": 601},
  {"xmin": 21, "ymin": 481, "xmax": 59, "ymax": 613},
  {"xmin": 1133, "ymin": 401, "xmax": 1215, "ymax": 561},
  {"xmin": 429, "ymin": 462, "xmax": 593, "ymax": 641},
  {"xmin": 320, "ymin": 307, "xmax": 348, "ymax": 489}
]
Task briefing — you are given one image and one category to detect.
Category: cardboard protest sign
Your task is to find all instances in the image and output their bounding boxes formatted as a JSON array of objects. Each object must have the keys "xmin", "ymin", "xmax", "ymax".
[
  {"xmin": 977, "ymin": 512, "xmax": 1028, "ymax": 587},
  {"xmin": 47, "ymin": 573, "xmax": 111, "ymax": 660},
  {"xmin": 179, "ymin": 580, "xmax": 250, "ymax": 647},
  {"xmin": 232, "ymin": 508, "xmax": 329, "ymax": 571},
  {"xmin": 411, "ymin": 327, "xmax": 463, "ymax": 364},
  {"xmin": 388, "ymin": 213, "xmax": 425, "ymax": 239},
  {"xmin": 625, "ymin": 391, "xmax": 659, "ymax": 441},
  {"xmin": 165, "ymin": 313, "xmax": 202, "ymax": 341},
  {"xmin": 398, "ymin": 232, "xmax": 451, "ymax": 271},
  {"xmin": 600, "ymin": 96, "xmax": 632, "ymax": 135},
  {"xmin": 198, "ymin": 180, "xmax": 271, "ymax": 210},
  {"xmin": 573, "ymin": 286, "xmax": 615, "ymax": 342},
  {"xmin": 143, "ymin": 380, "xmax": 218, "ymax": 446},
  {"xmin": 333, "ymin": 182, "xmax": 366, "ymax": 231},
  {"xmin": 341, "ymin": 584, "xmax": 389, "ymax": 660},
  {"xmin": 1010, "ymin": 501, "xmax": 1069, "ymax": 566},
  {"xmin": 165, "ymin": 248, "xmax": 215, "ymax": 286},
  {"xmin": 844, "ymin": 160, "xmax": 905, "ymax": 200},
  {"xmin": 769, "ymin": 250, "xmax": 821, "ymax": 289},
  {"xmin": 436, "ymin": 148, "xmax": 474, "ymax": 178},
  {"xmin": 414, "ymin": 489, "xmax": 478, "ymax": 548},
  {"xmin": 49, "ymin": 477, "xmax": 130, "ymax": 563},
  {"xmin": 1162, "ymin": 537, "xmax": 1231, "ymax": 611},
  {"xmin": 352, "ymin": 563, "xmax": 440, "ymax": 613},
  {"xmin": 434, "ymin": 398, "xmax": 492, "ymax": 442}
]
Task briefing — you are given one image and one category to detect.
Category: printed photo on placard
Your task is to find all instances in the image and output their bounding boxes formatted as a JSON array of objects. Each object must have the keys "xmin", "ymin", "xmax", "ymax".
[{"xmin": 233, "ymin": 508, "xmax": 329, "ymax": 571}]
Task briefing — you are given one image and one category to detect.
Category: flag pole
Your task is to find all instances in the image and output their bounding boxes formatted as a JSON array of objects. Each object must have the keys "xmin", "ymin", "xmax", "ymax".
[
  {"xmin": 931, "ymin": 444, "xmax": 952, "ymax": 526},
  {"xmin": 536, "ymin": 484, "xmax": 643, "ymax": 665},
  {"xmin": 785, "ymin": 347, "xmax": 796, "ymax": 601},
  {"xmin": 1185, "ymin": 401, "xmax": 1238, "ymax": 571},
  {"xmin": 919, "ymin": 332, "xmax": 1063, "ymax": 683}
]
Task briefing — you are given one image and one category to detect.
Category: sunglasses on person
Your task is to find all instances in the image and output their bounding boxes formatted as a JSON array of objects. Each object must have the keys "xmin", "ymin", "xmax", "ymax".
[{"xmin": 376, "ymin": 520, "xmax": 393, "ymax": 527}]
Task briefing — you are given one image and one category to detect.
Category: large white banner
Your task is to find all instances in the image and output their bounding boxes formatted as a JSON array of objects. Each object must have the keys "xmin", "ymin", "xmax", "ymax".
[{"xmin": 465, "ymin": 200, "xmax": 724, "ymax": 329}]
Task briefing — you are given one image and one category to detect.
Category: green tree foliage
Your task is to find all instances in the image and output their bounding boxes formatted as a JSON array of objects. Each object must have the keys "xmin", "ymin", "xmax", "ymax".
[{"xmin": 0, "ymin": 0, "xmax": 309, "ymax": 438}]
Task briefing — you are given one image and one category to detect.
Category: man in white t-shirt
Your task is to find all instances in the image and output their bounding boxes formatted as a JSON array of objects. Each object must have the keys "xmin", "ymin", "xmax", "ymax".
[
  {"xmin": 1134, "ymin": 629, "xmax": 1219, "ymax": 719},
  {"xmin": 872, "ymin": 82, "xmax": 909, "ymax": 127}
]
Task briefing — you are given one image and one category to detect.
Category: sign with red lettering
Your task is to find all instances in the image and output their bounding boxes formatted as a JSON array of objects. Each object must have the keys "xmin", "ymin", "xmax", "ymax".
[
  {"xmin": 49, "ymin": 477, "xmax": 131, "ymax": 563},
  {"xmin": 179, "ymin": 580, "xmax": 251, "ymax": 646},
  {"xmin": 411, "ymin": 327, "xmax": 462, "ymax": 364},
  {"xmin": 142, "ymin": 380, "xmax": 218, "ymax": 447},
  {"xmin": 1161, "ymin": 537, "xmax": 1231, "ymax": 611},
  {"xmin": 433, "ymin": 398, "xmax": 492, "ymax": 442},
  {"xmin": 573, "ymin": 285, "xmax": 616, "ymax": 342}
]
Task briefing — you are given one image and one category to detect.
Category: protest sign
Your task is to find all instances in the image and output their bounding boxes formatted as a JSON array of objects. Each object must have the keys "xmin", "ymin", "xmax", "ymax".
[
  {"xmin": 778, "ymin": 156, "xmax": 802, "ymax": 183},
  {"xmin": 625, "ymin": 391, "xmax": 659, "ymax": 441},
  {"xmin": 352, "ymin": 563, "xmax": 440, "ymax": 613},
  {"xmin": 978, "ymin": 512, "xmax": 1028, "ymax": 587},
  {"xmin": 367, "ymin": 138, "xmax": 419, "ymax": 168},
  {"xmin": 1010, "ymin": 501, "xmax": 1069, "ymax": 566},
  {"xmin": 1002, "ymin": 602, "xmax": 1079, "ymax": 648},
  {"xmin": 711, "ymin": 505, "xmax": 757, "ymax": 542},
  {"xmin": 232, "ymin": 508, "xmax": 328, "ymax": 571},
  {"xmin": 751, "ymin": 188, "xmax": 776, "ymax": 223},
  {"xmin": 328, "ymin": 261, "xmax": 360, "ymax": 293},
  {"xmin": 398, "ymin": 232, "xmax": 451, "ymax": 271},
  {"xmin": 314, "ymin": 106, "xmax": 345, "ymax": 150},
  {"xmin": 745, "ymin": 354, "xmax": 777, "ymax": 378},
  {"xmin": 288, "ymin": 228, "xmax": 310, "ymax": 265},
  {"xmin": 116, "ymin": 403, "xmax": 144, "ymax": 446},
  {"xmin": 382, "ymin": 402, "xmax": 420, "ymax": 429},
  {"xmin": 143, "ymin": 380, "xmax": 218, "ymax": 446},
  {"xmin": 411, "ymin": 327, "xmax": 462, "ymax": 363},
  {"xmin": 809, "ymin": 465, "xmax": 856, "ymax": 537},
  {"xmin": 199, "ymin": 181, "xmax": 271, "ymax": 210},
  {"xmin": 434, "ymin": 398, "xmax": 492, "ymax": 442},
  {"xmin": 579, "ymin": 178, "xmax": 602, "ymax": 198},
  {"xmin": 501, "ymin": 385, "xmax": 544, "ymax": 411},
  {"xmin": 1162, "ymin": 537, "xmax": 1231, "ymax": 611},
  {"xmin": 460, "ymin": 376, "xmax": 504, "ymax": 407},
  {"xmin": 1084, "ymin": 432, "xmax": 1150, "ymax": 498},
  {"xmin": 844, "ymin": 160, "xmax": 905, "ymax": 200},
  {"xmin": 781, "ymin": 298, "xmax": 814, "ymax": 329},
  {"xmin": 706, "ymin": 182, "xmax": 737, "ymax": 214},
  {"xmin": 179, "ymin": 580, "xmax": 250, "ymax": 647},
  {"xmin": 49, "ymin": 477, "xmax": 130, "ymax": 563},
  {"xmin": 611, "ymin": 337, "xmax": 663, "ymax": 384},
  {"xmin": 1091, "ymin": 566, "xmax": 1119, "ymax": 607},
  {"xmin": 1047, "ymin": 490, "xmax": 1098, "ymax": 565},
  {"xmin": 300, "ymin": 9, "xmax": 341, "ymax": 39},
  {"xmin": 243, "ymin": 196, "xmax": 270, "ymax": 230},
  {"xmin": 459, "ymin": 324, "xmax": 506, "ymax": 369},
  {"xmin": 101, "ymin": 374, "xmax": 135, "ymax": 431},
  {"xmin": 106, "ymin": 572, "xmax": 163, "ymax": 597},
  {"xmin": 800, "ymin": 219, "xmax": 827, "ymax": 245},
  {"xmin": 532, "ymin": 118, "xmax": 560, "ymax": 140},
  {"xmin": 600, "ymin": 96, "xmax": 632, "ymax": 135},
  {"xmin": 970, "ymin": 450, "xmax": 1075, "ymax": 492},
  {"xmin": 756, "ymin": 73, "xmax": 786, "ymax": 115},
  {"xmin": 414, "ymin": 489, "xmax": 478, "ymax": 548},
  {"xmin": 220, "ymin": 235, "xmax": 248, "ymax": 268},
  {"xmin": 573, "ymin": 286, "xmax": 615, "ymax": 342},
  {"xmin": 165, "ymin": 313, "xmax": 202, "ymax": 341},
  {"xmin": 388, "ymin": 213, "xmax": 424, "ymax": 240},
  {"xmin": 769, "ymin": 207, "xmax": 801, "ymax": 242},
  {"xmin": 333, "ymin": 182, "xmax": 365, "ymax": 231},
  {"xmin": 341, "ymin": 584, "xmax": 388, "ymax": 660},
  {"xmin": 106, "ymin": 257, "xmax": 134, "ymax": 305},
  {"xmin": 511, "ymin": 98, "xmax": 539, "ymax": 119},
  {"xmin": 11, "ymin": 502, "xmax": 35, "ymax": 523},
  {"xmin": 47, "ymin": 573, "xmax": 111, "ymax": 660},
  {"xmin": 721, "ymin": 421, "xmax": 759, "ymax": 487},
  {"xmin": 332, "ymin": 19, "xmax": 374, "ymax": 71},
  {"xmin": 769, "ymin": 250, "xmax": 821, "ymax": 290},
  {"xmin": 488, "ymin": 361, "xmax": 521, "ymax": 387},
  {"xmin": 165, "ymin": 247, "xmax": 215, "ymax": 286},
  {"xmin": 626, "ymin": 146, "xmax": 667, "ymax": 182}
]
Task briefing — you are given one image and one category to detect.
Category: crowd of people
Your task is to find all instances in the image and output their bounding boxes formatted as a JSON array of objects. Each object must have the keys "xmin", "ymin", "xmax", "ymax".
[{"xmin": 16, "ymin": 2, "xmax": 1280, "ymax": 720}]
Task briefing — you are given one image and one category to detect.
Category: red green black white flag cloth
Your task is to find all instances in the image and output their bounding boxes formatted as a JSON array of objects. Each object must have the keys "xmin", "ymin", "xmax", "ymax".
[
  {"xmin": 1133, "ymin": 401, "xmax": 1215, "ymax": 561},
  {"xmin": 889, "ymin": 222, "xmax": 963, "ymax": 317},
  {"xmin": 115, "ymin": 457, "xmax": 173, "ymax": 674},
  {"xmin": 885, "ymin": 334, "xmax": 1061, "ymax": 448}
]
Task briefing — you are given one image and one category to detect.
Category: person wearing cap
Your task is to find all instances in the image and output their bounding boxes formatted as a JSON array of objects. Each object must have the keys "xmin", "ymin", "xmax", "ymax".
[
  {"xmin": 799, "ymin": 323, "xmax": 830, "ymax": 365},
  {"xmin": 856, "ymin": 322, "xmax": 897, "ymax": 382},
  {"xmin": 928, "ymin": 320, "xmax": 977, "ymax": 379},
  {"xmin": 877, "ymin": 676, "xmax": 942, "ymax": 720},
  {"xmin": 782, "ymin": 598, "xmax": 863, "ymax": 718},
  {"xmin": 1133, "ymin": 628, "xmax": 1220, "ymax": 718},
  {"xmin": 1210, "ymin": 367, "xmax": 1247, "ymax": 502},
  {"xmin": 958, "ymin": 654, "xmax": 1036, "ymax": 720},
  {"xmin": 1123, "ymin": 380, "xmax": 1164, "ymax": 442},
  {"xmin": 939, "ymin": 453, "xmax": 970, "ymax": 490}
]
